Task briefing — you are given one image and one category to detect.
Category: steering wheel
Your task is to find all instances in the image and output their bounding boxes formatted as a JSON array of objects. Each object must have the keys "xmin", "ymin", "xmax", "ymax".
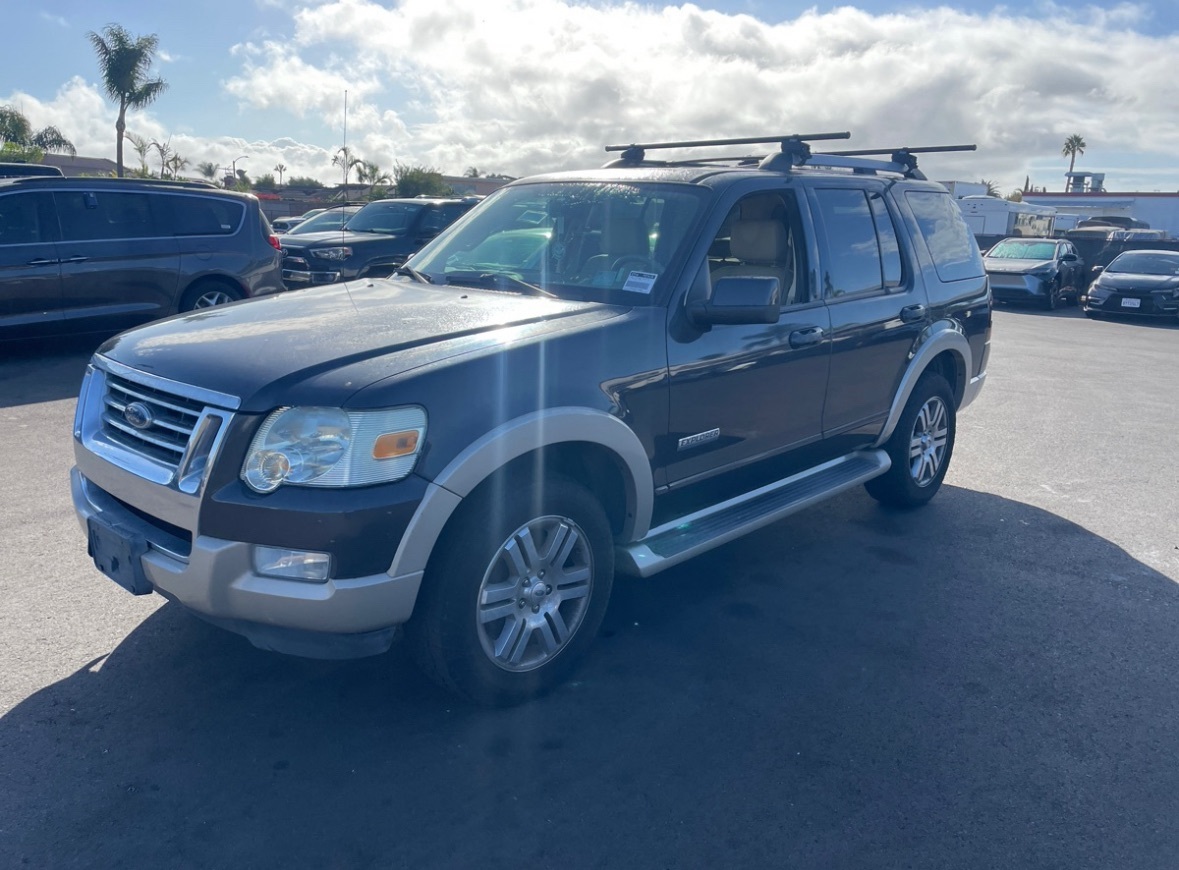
[{"xmin": 610, "ymin": 256, "xmax": 657, "ymax": 273}]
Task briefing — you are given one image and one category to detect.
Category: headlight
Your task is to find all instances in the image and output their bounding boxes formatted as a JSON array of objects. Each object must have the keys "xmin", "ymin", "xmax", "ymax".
[
  {"xmin": 311, "ymin": 246, "xmax": 352, "ymax": 261},
  {"xmin": 242, "ymin": 406, "xmax": 426, "ymax": 493},
  {"xmin": 1028, "ymin": 264, "xmax": 1057, "ymax": 277}
]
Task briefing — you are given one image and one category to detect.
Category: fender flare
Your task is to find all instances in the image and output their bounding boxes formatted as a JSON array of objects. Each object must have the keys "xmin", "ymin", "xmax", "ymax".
[
  {"xmin": 387, "ymin": 407, "xmax": 653, "ymax": 580},
  {"xmin": 874, "ymin": 326, "xmax": 972, "ymax": 447}
]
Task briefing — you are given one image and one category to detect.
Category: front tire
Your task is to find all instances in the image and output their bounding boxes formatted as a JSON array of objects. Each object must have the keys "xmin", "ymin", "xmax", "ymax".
[
  {"xmin": 407, "ymin": 475, "xmax": 614, "ymax": 706},
  {"xmin": 865, "ymin": 372, "xmax": 956, "ymax": 509}
]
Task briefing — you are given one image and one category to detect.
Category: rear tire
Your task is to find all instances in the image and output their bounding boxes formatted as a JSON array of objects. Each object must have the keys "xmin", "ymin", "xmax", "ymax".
[
  {"xmin": 865, "ymin": 372, "xmax": 956, "ymax": 509},
  {"xmin": 181, "ymin": 280, "xmax": 243, "ymax": 311},
  {"xmin": 407, "ymin": 474, "xmax": 614, "ymax": 706}
]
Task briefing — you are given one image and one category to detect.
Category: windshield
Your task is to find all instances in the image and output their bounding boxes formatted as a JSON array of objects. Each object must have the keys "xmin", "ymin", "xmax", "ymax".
[
  {"xmin": 410, "ymin": 181, "xmax": 706, "ymax": 303},
  {"xmin": 1108, "ymin": 252, "xmax": 1179, "ymax": 275},
  {"xmin": 287, "ymin": 207, "xmax": 360, "ymax": 235},
  {"xmin": 987, "ymin": 240, "xmax": 1057, "ymax": 260},
  {"xmin": 346, "ymin": 201, "xmax": 423, "ymax": 234}
]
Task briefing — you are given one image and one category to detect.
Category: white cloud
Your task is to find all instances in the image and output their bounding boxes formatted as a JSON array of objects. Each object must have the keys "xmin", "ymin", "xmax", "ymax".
[{"xmin": 12, "ymin": 2, "xmax": 1179, "ymax": 192}]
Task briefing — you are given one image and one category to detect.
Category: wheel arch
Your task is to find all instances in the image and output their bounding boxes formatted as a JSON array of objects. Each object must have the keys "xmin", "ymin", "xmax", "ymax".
[
  {"xmin": 874, "ymin": 324, "xmax": 971, "ymax": 448},
  {"xmin": 180, "ymin": 274, "xmax": 247, "ymax": 310},
  {"xmin": 387, "ymin": 408, "xmax": 653, "ymax": 581}
]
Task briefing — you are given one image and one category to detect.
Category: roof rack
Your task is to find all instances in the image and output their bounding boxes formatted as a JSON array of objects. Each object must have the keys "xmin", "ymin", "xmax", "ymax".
[
  {"xmin": 605, "ymin": 132, "xmax": 850, "ymax": 167},
  {"xmin": 602, "ymin": 134, "xmax": 976, "ymax": 180},
  {"xmin": 816, "ymin": 145, "xmax": 978, "ymax": 179}
]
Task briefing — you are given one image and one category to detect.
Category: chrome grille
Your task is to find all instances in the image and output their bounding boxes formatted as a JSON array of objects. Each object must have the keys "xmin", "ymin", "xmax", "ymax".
[{"xmin": 101, "ymin": 374, "xmax": 205, "ymax": 470}]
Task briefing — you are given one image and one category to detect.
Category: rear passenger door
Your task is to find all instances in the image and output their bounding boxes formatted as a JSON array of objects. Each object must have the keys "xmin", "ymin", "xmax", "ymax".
[
  {"xmin": 53, "ymin": 189, "xmax": 180, "ymax": 333},
  {"xmin": 809, "ymin": 183, "xmax": 925, "ymax": 445},
  {"xmin": 0, "ymin": 190, "xmax": 63, "ymax": 339}
]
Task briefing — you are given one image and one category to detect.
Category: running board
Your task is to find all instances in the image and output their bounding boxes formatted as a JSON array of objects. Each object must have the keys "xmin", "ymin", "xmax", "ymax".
[{"xmin": 616, "ymin": 450, "xmax": 890, "ymax": 578}]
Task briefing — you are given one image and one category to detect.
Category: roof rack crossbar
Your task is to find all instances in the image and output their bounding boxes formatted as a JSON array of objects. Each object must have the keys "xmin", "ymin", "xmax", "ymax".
[
  {"xmin": 822, "ymin": 144, "xmax": 977, "ymax": 175},
  {"xmin": 605, "ymin": 132, "xmax": 850, "ymax": 164}
]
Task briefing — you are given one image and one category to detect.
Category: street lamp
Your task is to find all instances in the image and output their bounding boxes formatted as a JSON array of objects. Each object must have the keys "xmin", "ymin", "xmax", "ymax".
[{"xmin": 231, "ymin": 155, "xmax": 249, "ymax": 183}]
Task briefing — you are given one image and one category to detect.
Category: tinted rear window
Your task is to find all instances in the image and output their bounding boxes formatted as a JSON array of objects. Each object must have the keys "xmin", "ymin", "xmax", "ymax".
[
  {"xmin": 171, "ymin": 195, "xmax": 244, "ymax": 235},
  {"xmin": 905, "ymin": 190, "xmax": 984, "ymax": 282},
  {"xmin": 54, "ymin": 190, "xmax": 168, "ymax": 241}
]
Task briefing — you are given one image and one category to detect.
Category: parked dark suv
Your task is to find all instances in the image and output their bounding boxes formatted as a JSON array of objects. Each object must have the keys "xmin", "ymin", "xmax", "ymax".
[
  {"xmin": 279, "ymin": 196, "xmax": 478, "ymax": 287},
  {"xmin": 71, "ymin": 134, "xmax": 991, "ymax": 705},
  {"xmin": 0, "ymin": 176, "xmax": 283, "ymax": 340}
]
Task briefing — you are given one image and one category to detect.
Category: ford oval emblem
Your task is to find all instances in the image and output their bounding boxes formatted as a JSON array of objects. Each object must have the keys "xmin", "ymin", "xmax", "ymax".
[{"xmin": 124, "ymin": 401, "xmax": 154, "ymax": 430}]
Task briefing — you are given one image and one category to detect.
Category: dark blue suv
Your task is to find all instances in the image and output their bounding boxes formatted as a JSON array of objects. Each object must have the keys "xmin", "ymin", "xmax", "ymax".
[{"xmin": 71, "ymin": 134, "xmax": 991, "ymax": 705}]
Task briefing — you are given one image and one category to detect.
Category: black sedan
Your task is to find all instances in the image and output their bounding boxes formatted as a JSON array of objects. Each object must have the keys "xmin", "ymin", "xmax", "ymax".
[
  {"xmin": 1082, "ymin": 250, "xmax": 1179, "ymax": 320},
  {"xmin": 984, "ymin": 237, "xmax": 1085, "ymax": 310}
]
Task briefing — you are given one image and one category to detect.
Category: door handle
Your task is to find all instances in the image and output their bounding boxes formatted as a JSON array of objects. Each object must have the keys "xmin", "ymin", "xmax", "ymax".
[
  {"xmin": 27, "ymin": 257, "xmax": 59, "ymax": 266},
  {"xmin": 789, "ymin": 326, "xmax": 824, "ymax": 348},
  {"xmin": 62, "ymin": 256, "xmax": 89, "ymax": 264},
  {"xmin": 900, "ymin": 303, "xmax": 927, "ymax": 323}
]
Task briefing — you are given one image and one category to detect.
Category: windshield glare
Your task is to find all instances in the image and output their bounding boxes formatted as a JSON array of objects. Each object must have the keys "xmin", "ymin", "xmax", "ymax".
[
  {"xmin": 287, "ymin": 208, "xmax": 360, "ymax": 234},
  {"xmin": 988, "ymin": 241, "xmax": 1056, "ymax": 260},
  {"xmin": 410, "ymin": 181, "xmax": 706, "ymax": 302},
  {"xmin": 346, "ymin": 202, "xmax": 423, "ymax": 234},
  {"xmin": 1108, "ymin": 253, "xmax": 1179, "ymax": 275}
]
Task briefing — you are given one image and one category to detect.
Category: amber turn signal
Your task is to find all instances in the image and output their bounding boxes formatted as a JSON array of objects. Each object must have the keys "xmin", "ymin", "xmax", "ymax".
[{"xmin": 372, "ymin": 430, "xmax": 420, "ymax": 459}]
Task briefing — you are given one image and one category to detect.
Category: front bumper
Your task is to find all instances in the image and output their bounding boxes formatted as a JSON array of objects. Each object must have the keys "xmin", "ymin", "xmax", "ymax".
[
  {"xmin": 1082, "ymin": 291, "xmax": 1179, "ymax": 317},
  {"xmin": 987, "ymin": 273, "xmax": 1052, "ymax": 302},
  {"xmin": 282, "ymin": 267, "xmax": 342, "ymax": 287},
  {"xmin": 72, "ymin": 467, "xmax": 423, "ymax": 657}
]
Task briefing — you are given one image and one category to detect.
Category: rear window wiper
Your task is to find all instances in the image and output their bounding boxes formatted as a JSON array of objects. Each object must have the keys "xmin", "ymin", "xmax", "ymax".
[{"xmin": 445, "ymin": 271, "xmax": 556, "ymax": 298}]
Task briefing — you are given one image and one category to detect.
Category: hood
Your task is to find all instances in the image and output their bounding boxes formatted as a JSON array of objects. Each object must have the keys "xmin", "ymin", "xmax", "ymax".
[
  {"xmin": 1097, "ymin": 271, "xmax": 1179, "ymax": 292},
  {"xmin": 983, "ymin": 257, "xmax": 1054, "ymax": 274},
  {"xmin": 97, "ymin": 279, "xmax": 621, "ymax": 410},
  {"xmin": 279, "ymin": 229, "xmax": 397, "ymax": 249}
]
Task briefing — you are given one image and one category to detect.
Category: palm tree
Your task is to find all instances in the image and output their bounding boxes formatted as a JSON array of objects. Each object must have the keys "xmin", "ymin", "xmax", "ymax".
[
  {"xmin": 88, "ymin": 24, "xmax": 168, "ymax": 177},
  {"xmin": 125, "ymin": 132, "xmax": 151, "ymax": 175},
  {"xmin": 151, "ymin": 138, "xmax": 172, "ymax": 178},
  {"xmin": 356, "ymin": 160, "xmax": 390, "ymax": 185},
  {"xmin": 1061, "ymin": 134, "xmax": 1086, "ymax": 178},
  {"xmin": 166, "ymin": 153, "xmax": 189, "ymax": 180},
  {"xmin": 980, "ymin": 179, "xmax": 1000, "ymax": 198},
  {"xmin": 196, "ymin": 161, "xmax": 220, "ymax": 184},
  {"xmin": 274, "ymin": 163, "xmax": 287, "ymax": 187},
  {"xmin": 0, "ymin": 105, "xmax": 76, "ymax": 157},
  {"xmin": 332, "ymin": 146, "xmax": 362, "ymax": 186}
]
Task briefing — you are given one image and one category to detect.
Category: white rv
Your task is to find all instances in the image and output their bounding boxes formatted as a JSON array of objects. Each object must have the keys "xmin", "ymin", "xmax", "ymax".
[{"xmin": 956, "ymin": 196, "xmax": 1056, "ymax": 239}]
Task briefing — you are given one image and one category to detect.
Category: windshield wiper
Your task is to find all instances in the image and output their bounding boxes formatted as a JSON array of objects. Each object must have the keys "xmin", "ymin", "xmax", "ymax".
[
  {"xmin": 394, "ymin": 264, "xmax": 433, "ymax": 284},
  {"xmin": 445, "ymin": 271, "xmax": 557, "ymax": 298}
]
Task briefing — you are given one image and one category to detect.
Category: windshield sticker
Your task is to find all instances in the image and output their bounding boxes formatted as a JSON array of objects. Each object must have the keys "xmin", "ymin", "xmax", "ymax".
[{"xmin": 622, "ymin": 271, "xmax": 658, "ymax": 294}]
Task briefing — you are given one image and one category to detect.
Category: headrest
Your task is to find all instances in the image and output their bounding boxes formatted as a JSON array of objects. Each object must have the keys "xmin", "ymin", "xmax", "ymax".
[{"xmin": 730, "ymin": 221, "xmax": 790, "ymax": 264}]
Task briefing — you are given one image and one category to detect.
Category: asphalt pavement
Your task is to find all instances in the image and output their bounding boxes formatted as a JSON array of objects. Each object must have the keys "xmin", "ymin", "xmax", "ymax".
[{"xmin": 1, "ymin": 307, "xmax": 1177, "ymax": 869}]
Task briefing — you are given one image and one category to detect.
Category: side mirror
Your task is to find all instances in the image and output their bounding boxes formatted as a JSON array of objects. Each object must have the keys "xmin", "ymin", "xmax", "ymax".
[
  {"xmin": 1091, "ymin": 265, "xmax": 1105, "ymax": 275},
  {"xmin": 1061, "ymin": 252, "xmax": 1079, "ymax": 262},
  {"xmin": 689, "ymin": 276, "xmax": 781, "ymax": 326}
]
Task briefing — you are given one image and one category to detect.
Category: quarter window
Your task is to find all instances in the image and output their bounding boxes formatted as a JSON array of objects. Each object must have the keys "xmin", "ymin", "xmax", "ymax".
[{"xmin": 905, "ymin": 190, "xmax": 985, "ymax": 282}]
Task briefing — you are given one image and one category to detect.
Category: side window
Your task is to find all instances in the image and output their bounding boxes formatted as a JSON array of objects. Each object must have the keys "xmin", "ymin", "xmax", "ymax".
[
  {"xmin": 55, "ymin": 191, "xmax": 165, "ymax": 241},
  {"xmin": 0, "ymin": 192, "xmax": 52, "ymax": 245},
  {"xmin": 419, "ymin": 204, "xmax": 468, "ymax": 235},
  {"xmin": 707, "ymin": 190, "xmax": 805, "ymax": 306},
  {"xmin": 904, "ymin": 190, "xmax": 985, "ymax": 282},
  {"xmin": 814, "ymin": 188, "xmax": 887, "ymax": 298},
  {"xmin": 171, "ymin": 196, "xmax": 242, "ymax": 236}
]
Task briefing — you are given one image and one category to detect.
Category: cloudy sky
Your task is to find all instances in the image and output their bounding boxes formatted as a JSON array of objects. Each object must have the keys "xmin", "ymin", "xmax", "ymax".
[{"xmin": 3, "ymin": 0, "xmax": 1178, "ymax": 193}]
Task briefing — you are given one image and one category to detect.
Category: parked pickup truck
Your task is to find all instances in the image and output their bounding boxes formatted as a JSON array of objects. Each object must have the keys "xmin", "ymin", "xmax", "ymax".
[{"xmin": 72, "ymin": 133, "xmax": 991, "ymax": 705}]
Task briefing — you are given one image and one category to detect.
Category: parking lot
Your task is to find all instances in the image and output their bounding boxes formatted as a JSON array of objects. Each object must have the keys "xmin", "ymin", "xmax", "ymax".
[{"xmin": 1, "ymin": 305, "xmax": 1177, "ymax": 868}]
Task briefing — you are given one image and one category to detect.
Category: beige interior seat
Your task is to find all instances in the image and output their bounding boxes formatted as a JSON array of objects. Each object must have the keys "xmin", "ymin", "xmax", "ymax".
[{"xmin": 711, "ymin": 219, "xmax": 796, "ymax": 304}]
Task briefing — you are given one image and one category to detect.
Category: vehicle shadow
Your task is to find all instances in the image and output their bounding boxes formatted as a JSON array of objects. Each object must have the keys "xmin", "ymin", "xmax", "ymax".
[
  {"xmin": 0, "ymin": 335, "xmax": 103, "ymax": 407},
  {"xmin": 3, "ymin": 486, "xmax": 1179, "ymax": 868}
]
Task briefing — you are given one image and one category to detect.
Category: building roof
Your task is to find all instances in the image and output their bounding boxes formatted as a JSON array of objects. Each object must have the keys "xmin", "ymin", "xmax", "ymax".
[{"xmin": 41, "ymin": 154, "xmax": 120, "ymax": 176}]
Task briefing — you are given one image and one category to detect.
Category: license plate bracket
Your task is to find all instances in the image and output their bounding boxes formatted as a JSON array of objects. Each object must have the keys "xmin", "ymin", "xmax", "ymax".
[{"xmin": 87, "ymin": 515, "xmax": 153, "ymax": 595}]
